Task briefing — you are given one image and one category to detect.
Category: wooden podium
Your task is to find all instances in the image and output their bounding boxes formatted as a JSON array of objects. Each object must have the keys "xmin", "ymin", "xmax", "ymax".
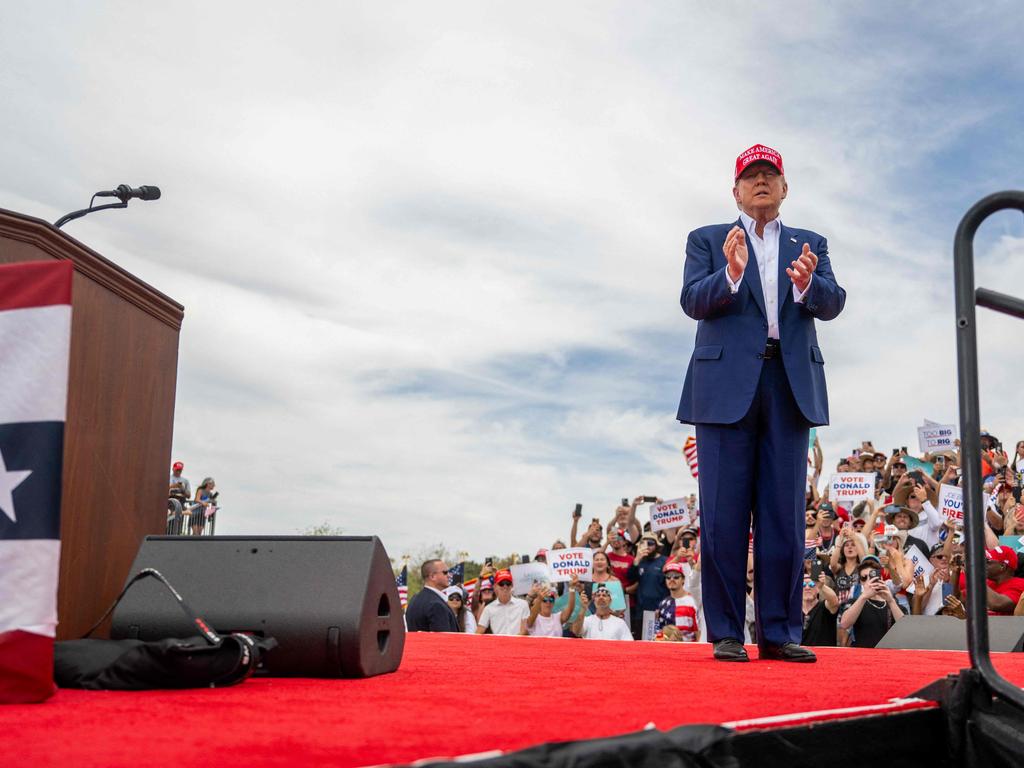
[{"xmin": 0, "ymin": 207, "xmax": 184, "ymax": 639}]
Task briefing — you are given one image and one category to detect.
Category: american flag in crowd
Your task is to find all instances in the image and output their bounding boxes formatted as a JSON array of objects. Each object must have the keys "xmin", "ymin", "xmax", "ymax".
[
  {"xmin": 395, "ymin": 565, "xmax": 408, "ymax": 608},
  {"xmin": 462, "ymin": 577, "xmax": 477, "ymax": 603},
  {"xmin": 0, "ymin": 261, "xmax": 72, "ymax": 704},
  {"xmin": 447, "ymin": 562, "xmax": 464, "ymax": 586},
  {"xmin": 683, "ymin": 436, "xmax": 699, "ymax": 479}
]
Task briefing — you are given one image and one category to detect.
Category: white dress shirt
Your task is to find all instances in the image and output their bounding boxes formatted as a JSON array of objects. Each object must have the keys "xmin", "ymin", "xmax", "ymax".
[{"xmin": 726, "ymin": 211, "xmax": 811, "ymax": 340}]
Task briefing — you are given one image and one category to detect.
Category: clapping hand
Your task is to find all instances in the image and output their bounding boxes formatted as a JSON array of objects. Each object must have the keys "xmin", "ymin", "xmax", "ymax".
[
  {"xmin": 786, "ymin": 243, "xmax": 817, "ymax": 292},
  {"xmin": 724, "ymin": 226, "xmax": 749, "ymax": 282}
]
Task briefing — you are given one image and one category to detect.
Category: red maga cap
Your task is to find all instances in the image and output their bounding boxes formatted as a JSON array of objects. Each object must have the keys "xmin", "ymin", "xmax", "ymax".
[
  {"xmin": 735, "ymin": 144, "xmax": 784, "ymax": 180},
  {"xmin": 986, "ymin": 545, "xmax": 1018, "ymax": 571}
]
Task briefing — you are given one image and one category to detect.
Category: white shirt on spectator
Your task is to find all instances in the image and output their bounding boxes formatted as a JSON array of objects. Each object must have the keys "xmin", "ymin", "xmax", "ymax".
[
  {"xmin": 525, "ymin": 613, "xmax": 563, "ymax": 638},
  {"xmin": 478, "ymin": 597, "xmax": 529, "ymax": 636},
  {"xmin": 580, "ymin": 613, "xmax": 632, "ymax": 641},
  {"xmin": 910, "ymin": 501, "xmax": 943, "ymax": 549},
  {"xmin": 463, "ymin": 609, "xmax": 477, "ymax": 634},
  {"xmin": 726, "ymin": 211, "xmax": 810, "ymax": 339}
]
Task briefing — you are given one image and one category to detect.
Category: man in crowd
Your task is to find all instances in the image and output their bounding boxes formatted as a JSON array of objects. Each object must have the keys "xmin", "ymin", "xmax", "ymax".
[
  {"xmin": 628, "ymin": 532, "xmax": 669, "ymax": 638},
  {"xmin": 169, "ymin": 461, "xmax": 191, "ymax": 500},
  {"xmin": 405, "ymin": 559, "xmax": 459, "ymax": 632},
  {"xmin": 676, "ymin": 143, "xmax": 846, "ymax": 663},
  {"xmin": 801, "ymin": 571, "xmax": 838, "ymax": 647},
  {"xmin": 982, "ymin": 546, "xmax": 1024, "ymax": 615},
  {"xmin": 882, "ymin": 504, "xmax": 931, "ymax": 556},
  {"xmin": 476, "ymin": 569, "xmax": 529, "ymax": 636},
  {"xmin": 839, "ymin": 559, "xmax": 904, "ymax": 647},
  {"xmin": 655, "ymin": 562, "xmax": 699, "ymax": 641},
  {"xmin": 573, "ymin": 584, "xmax": 632, "ymax": 641}
]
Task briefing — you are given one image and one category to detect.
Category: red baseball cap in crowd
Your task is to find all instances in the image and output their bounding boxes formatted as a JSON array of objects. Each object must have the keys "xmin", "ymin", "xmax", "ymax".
[
  {"xmin": 835, "ymin": 507, "xmax": 850, "ymax": 522},
  {"xmin": 172, "ymin": 461, "xmax": 184, "ymax": 471},
  {"xmin": 986, "ymin": 546, "xmax": 1018, "ymax": 571},
  {"xmin": 663, "ymin": 561, "xmax": 685, "ymax": 575},
  {"xmin": 493, "ymin": 569, "xmax": 513, "ymax": 585},
  {"xmin": 735, "ymin": 143, "xmax": 784, "ymax": 180},
  {"xmin": 535, "ymin": 548, "xmax": 548, "ymax": 560},
  {"xmin": 479, "ymin": 578, "xmax": 494, "ymax": 591}
]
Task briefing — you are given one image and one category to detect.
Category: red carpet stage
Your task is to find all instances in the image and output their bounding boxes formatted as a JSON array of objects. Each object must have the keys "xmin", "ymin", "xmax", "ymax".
[{"xmin": 8, "ymin": 633, "xmax": 1024, "ymax": 767}]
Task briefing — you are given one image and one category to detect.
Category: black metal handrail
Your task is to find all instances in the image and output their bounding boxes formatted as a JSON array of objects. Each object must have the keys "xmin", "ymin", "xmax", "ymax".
[{"xmin": 954, "ymin": 189, "xmax": 1024, "ymax": 710}]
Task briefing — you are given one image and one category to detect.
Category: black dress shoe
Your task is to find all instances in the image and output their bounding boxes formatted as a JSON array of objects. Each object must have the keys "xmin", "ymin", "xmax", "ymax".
[
  {"xmin": 759, "ymin": 642, "xmax": 817, "ymax": 663},
  {"xmin": 712, "ymin": 638, "xmax": 749, "ymax": 662}
]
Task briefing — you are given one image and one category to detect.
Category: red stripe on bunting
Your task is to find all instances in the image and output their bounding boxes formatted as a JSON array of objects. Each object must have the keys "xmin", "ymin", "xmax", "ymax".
[{"xmin": 0, "ymin": 261, "xmax": 73, "ymax": 311}]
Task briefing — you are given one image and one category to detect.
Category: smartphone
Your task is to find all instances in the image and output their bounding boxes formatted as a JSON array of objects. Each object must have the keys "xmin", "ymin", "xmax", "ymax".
[
  {"xmin": 621, "ymin": 497, "xmax": 629, "ymax": 507},
  {"xmin": 852, "ymin": 448, "xmax": 861, "ymax": 457},
  {"xmin": 485, "ymin": 557, "xmax": 493, "ymax": 567},
  {"xmin": 573, "ymin": 503, "xmax": 582, "ymax": 518},
  {"xmin": 810, "ymin": 560, "xmax": 823, "ymax": 580},
  {"xmin": 522, "ymin": 554, "xmax": 530, "ymax": 563},
  {"xmin": 643, "ymin": 495, "xmax": 657, "ymax": 503},
  {"xmin": 902, "ymin": 446, "xmax": 908, "ymax": 454},
  {"xmin": 867, "ymin": 568, "xmax": 880, "ymax": 581},
  {"xmin": 893, "ymin": 448, "xmax": 899, "ymax": 457}
]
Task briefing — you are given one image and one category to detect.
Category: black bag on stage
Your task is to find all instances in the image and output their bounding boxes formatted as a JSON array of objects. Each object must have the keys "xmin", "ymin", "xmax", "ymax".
[{"xmin": 54, "ymin": 568, "xmax": 277, "ymax": 690}]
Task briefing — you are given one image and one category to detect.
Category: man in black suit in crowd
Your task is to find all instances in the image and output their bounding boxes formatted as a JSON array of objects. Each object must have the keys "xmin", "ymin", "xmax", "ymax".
[{"xmin": 405, "ymin": 558, "xmax": 459, "ymax": 632}]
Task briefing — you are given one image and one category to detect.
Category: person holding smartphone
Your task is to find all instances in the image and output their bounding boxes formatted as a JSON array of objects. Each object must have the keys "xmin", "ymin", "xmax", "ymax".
[{"xmin": 839, "ymin": 561, "xmax": 904, "ymax": 648}]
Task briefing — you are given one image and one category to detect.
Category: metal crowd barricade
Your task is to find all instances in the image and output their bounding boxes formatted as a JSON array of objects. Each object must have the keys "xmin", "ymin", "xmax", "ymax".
[
  {"xmin": 165, "ymin": 499, "xmax": 220, "ymax": 536},
  {"xmin": 953, "ymin": 189, "xmax": 1024, "ymax": 711}
]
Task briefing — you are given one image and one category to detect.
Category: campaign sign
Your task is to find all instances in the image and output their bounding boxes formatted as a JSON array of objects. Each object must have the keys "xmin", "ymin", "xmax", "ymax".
[
  {"xmin": 510, "ymin": 562, "xmax": 552, "ymax": 595},
  {"xmin": 649, "ymin": 498, "xmax": 690, "ymax": 532},
  {"xmin": 939, "ymin": 483, "xmax": 964, "ymax": 524},
  {"xmin": 829, "ymin": 473, "xmax": 875, "ymax": 504},
  {"xmin": 641, "ymin": 610, "xmax": 657, "ymax": 642},
  {"xmin": 918, "ymin": 424, "xmax": 956, "ymax": 454},
  {"xmin": 547, "ymin": 547, "xmax": 593, "ymax": 583},
  {"xmin": 905, "ymin": 544, "xmax": 934, "ymax": 583}
]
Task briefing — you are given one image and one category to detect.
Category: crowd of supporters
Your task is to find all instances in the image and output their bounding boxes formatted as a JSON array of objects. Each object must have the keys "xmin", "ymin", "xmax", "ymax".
[{"xmin": 402, "ymin": 430, "xmax": 1024, "ymax": 646}]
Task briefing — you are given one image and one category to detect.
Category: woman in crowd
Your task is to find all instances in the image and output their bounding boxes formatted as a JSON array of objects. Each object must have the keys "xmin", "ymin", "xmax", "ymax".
[
  {"xmin": 472, "ymin": 578, "xmax": 495, "ymax": 624},
  {"xmin": 446, "ymin": 585, "xmax": 477, "ymax": 634},
  {"xmin": 829, "ymin": 522, "xmax": 866, "ymax": 604},
  {"xmin": 522, "ymin": 577, "xmax": 577, "ymax": 637},
  {"xmin": 192, "ymin": 477, "xmax": 217, "ymax": 536}
]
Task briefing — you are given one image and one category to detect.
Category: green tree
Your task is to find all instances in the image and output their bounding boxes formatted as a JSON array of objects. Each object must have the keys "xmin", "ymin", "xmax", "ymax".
[{"xmin": 298, "ymin": 521, "xmax": 345, "ymax": 536}]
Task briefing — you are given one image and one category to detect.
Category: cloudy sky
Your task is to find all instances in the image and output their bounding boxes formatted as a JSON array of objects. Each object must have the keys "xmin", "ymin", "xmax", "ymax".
[{"xmin": 2, "ymin": 3, "xmax": 1023, "ymax": 561}]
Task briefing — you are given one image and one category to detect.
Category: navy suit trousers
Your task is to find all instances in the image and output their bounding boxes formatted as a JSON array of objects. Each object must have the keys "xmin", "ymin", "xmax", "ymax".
[{"xmin": 695, "ymin": 354, "xmax": 809, "ymax": 647}]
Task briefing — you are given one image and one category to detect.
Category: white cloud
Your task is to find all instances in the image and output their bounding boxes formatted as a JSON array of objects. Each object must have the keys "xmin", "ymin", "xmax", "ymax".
[{"xmin": 1, "ymin": 3, "xmax": 1022, "ymax": 559}]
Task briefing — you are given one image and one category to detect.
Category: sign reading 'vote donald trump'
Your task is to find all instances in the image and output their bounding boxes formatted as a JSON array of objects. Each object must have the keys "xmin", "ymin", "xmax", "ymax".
[
  {"xmin": 828, "ymin": 473, "xmax": 875, "ymax": 504},
  {"xmin": 649, "ymin": 498, "xmax": 691, "ymax": 532}
]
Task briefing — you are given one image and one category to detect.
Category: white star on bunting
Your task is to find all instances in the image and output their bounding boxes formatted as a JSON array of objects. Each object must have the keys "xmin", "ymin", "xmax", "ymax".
[{"xmin": 0, "ymin": 447, "xmax": 32, "ymax": 524}]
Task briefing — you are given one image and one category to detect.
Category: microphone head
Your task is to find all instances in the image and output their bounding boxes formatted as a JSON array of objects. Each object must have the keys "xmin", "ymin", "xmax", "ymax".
[{"xmin": 138, "ymin": 185, "xmax": 161, "ymax": 201}]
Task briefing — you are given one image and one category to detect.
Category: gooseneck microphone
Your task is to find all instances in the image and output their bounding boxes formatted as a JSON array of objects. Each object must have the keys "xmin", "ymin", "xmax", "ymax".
[
  {"xmin": 95, "ymin": 185, "xmax": 162, "ymax": 202},
  {"xmin": 54, "ymin": 183, "xmax": 162, "ymax": 229}
]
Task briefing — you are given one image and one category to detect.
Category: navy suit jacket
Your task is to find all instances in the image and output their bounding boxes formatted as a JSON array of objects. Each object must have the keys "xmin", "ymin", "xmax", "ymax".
[
  {"xmin": 677, "ymin": 219, "xmax": 846, "ymax": 426},
  {"xmin": 405, "ymin": 587, "xmax": 459, "ymax": 632}
]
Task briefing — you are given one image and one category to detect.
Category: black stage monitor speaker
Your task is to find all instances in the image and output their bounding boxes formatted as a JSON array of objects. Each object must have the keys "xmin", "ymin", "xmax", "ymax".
[
  {"xmin": 876, "ymin": 615, "xmax": 1024, "ymax": 652},
  {"xmin": 110, "ymin": 536, "xmax": 405, "ymax": 678}
]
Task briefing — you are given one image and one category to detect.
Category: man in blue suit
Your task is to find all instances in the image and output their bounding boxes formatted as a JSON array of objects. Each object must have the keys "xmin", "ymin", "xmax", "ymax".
[
  {"xmin": 405, "ymin": 559, "xmax": 460, "ymax": 632},
  {"xmin": 677, "ymin": 144, "xmax": 845, "ymax": 662}
]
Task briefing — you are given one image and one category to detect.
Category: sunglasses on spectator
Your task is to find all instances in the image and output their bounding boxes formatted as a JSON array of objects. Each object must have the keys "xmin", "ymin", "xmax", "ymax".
[
  {"xmin": 496, "ymin": 581, "xmax": 513, "ymax": 587},
  {"xmin": 542, "ymin": 596, "xmax": 556, "ymax": 603},
  {"xmin": 664, "ymin": 573, "xmax": 683, "ymax": 580},
  {"xmin": 803, "ymin": 580, "xmax": 815, "ymax": 588},
  {"xmin": 447, "ymin": 594, "xmax": 462, "ymax": 601}
]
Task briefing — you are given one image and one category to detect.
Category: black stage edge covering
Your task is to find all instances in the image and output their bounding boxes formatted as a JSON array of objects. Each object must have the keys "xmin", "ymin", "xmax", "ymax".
[
  {"xmin": 416, "ymin": 670, "xmax": 1024, "ymax": 768},
  {"xmin": 915, "ymin": 668, "xmax": 1024, "ymax": 767}
]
